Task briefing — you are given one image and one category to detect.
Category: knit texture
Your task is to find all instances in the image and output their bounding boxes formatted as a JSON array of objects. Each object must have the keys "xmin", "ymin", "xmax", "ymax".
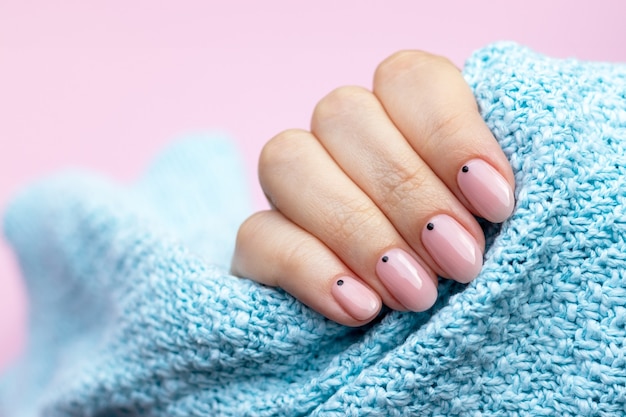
[{"xmin": 2, "ymin": 42, "xmax": 626, "ymax": 416}]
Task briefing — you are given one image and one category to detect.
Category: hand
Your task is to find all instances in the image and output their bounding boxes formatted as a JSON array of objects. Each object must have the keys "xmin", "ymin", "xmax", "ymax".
[{"xmin": 231, "ymin": 51, "xmax": 515, "ymax": 326}]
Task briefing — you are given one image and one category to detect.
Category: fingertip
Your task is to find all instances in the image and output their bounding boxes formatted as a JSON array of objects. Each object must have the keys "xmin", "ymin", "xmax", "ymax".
[
  {"xmin": 375, "ymin": 248, "xmax": 438, "ymax": 312},
  {"xmin": 330, "ymin": 276, "xmax": 382, "ymax": 323},
  {"xmin": 457, "ymin": 158, "xmax": 515, "ymax": 223},
  {"xmin": 421, "ymin": 214, "xmax": 484, "ymax": 284}
]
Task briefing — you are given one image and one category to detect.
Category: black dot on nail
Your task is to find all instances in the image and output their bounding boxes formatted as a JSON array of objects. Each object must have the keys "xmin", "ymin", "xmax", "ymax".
[
  {"xmin": 337, "ymin": 279, "xmax": 344, "ymax": 286},
  {"xmin": 462, "ymin": 165, "xmax": 469, "ymax": 173},
  {"xmin": 382, "ymin": 256, "xmax": 389, "ymax": 263},
  {"xmin": 427, "ymin": 223, "xmax": 434, "ymax": 230}
]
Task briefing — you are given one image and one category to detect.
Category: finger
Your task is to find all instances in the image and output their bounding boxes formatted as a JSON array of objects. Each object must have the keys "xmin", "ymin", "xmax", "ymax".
[
  {"xmin": 259, "ymin": 129, "xmax": 438, "ymax": 312},
  {"xmin": 231, "ymin": 210, "xmax": 382, "ymax": 326},
  {"xmin": 373, "ymin": 50, "xmax": 515, "ymax": 223},
  {"xmin": 311, "ymin": 86, "xmax": 483, "ymax": 283}
]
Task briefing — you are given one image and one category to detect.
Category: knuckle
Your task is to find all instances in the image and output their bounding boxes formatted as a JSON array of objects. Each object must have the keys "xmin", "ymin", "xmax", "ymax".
[
  {"xmin": 234, "ymin": 211, "xmax": 266, "ymax": 253},
  {"xmin": 374, "ymin": 50, "xmax": 452, "ymax": 86},
  {"xmin": 325, "ymin": 198, "xmax": 382, "ymax": 245},
  {"xmin": 233, "ymin": 210, "xmax": 295, "ymax": 287},
  {"xmin": 425, "ymin": 109, "xmax": 472, "ymax": 145},
  {"xmin": 312, "ymin": 85, "xmax": 371, "ymax": 127},
  {"xmin": 259, "ymin": 129, "xmax": 309, "ymax": 181},
  {"xmin": 232, "ymin": 211, "xmax": 267, "ymax": 276},
  {"xmin": 381, "ymin": 162, "xmax": 429, "ymax": 207},
  {"xmin": 276, "ymin": 234, "xmax": 315, "ymax": 288}
]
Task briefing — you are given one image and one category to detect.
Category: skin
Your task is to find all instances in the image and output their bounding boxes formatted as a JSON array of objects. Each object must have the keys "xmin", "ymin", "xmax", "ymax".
[{"xmin": 231, "ymin": 50, "xmax": 515, "ymax": 326}]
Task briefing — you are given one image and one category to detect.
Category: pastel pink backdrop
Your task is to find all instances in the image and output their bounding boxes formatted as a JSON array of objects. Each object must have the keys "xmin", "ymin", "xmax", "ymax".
[{"xmin": 1, "ymin": 0, "xmax": 625, "ymax": 371}]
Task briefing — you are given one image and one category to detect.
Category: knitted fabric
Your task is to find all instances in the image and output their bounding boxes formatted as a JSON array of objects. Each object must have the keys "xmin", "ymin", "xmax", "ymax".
[{"xmin": 2, "ymin": 42, "xmax": 626, "ymax": 416}]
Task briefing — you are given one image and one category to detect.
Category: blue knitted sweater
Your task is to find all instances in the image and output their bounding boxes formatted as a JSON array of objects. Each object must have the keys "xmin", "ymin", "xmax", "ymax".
[{"xmin": 2, "ymin": 43, "xmax": 626, "ymax": 416}]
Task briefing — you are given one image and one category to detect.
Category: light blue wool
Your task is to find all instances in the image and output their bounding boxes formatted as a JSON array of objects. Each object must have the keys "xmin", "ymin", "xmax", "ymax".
[{"xmin": 2, "ymin": 42, "xmax": 626, "ymax": 416}]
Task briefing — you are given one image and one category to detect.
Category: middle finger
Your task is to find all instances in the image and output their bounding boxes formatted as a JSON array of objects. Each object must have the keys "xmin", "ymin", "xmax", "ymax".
[{"xmin": 311, "ymin": 86, "xmax": 484, "ymax": 283}]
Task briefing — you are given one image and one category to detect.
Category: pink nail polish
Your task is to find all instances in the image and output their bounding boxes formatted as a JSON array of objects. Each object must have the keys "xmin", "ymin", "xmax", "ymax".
[
  {"xmin": 375, "ymin": 248, "xmax": 437, "ymax": 312},
  {"xmin": 331, "ymin": 276, "xmax": 381, "ymax": 321},
  {"xmin": 457, "ymin": 159, "xmax": 514, "ymax": 223},
  {"xmin": 421, "ymin": 214, "xmax": 483, "ymax": 283}
]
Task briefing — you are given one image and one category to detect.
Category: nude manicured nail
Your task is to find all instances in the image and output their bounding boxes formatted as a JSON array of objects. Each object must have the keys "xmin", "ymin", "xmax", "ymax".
[
  {"xmin": 457, "ymin": 159, "xmax": 515, "ymax": 223},
  {"xmin": 375, "ymin": 248, "xmax": 437, "ymax": 312},
  {"xmin": 422, "ymin": 214, "xmax": 483, "ymax": 283},
  {"xmin": 331, "ymin": 276, "xmax": 380, "ymax": 321}
]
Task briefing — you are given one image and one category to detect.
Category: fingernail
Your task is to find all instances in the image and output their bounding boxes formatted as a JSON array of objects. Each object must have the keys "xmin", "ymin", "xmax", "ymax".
[
  {"xmin": 375, "ymin": 248, "xmax": 437, "ymax": 312},
  {"xmin": 422, "ymin": 214, "xmax": 483, "ymax": 283},
  {"xmin": 331, "ymin": 276, "xmax": 381, "ymax": 321},
  {"xmin": 457, "ymin": 159, "xmax": 514, "ymax": 223}
]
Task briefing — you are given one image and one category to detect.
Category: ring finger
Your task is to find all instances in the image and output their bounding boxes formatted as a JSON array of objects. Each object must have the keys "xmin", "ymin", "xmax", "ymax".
[{"xmin": 311, "ymin": 86, "xmax": 484, "ymax": 283}]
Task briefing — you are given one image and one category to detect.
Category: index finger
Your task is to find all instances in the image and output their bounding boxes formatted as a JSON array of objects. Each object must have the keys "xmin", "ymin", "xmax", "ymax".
[{"xmin": 373, "ymin": 50, "xmax": 515, "ymax": 223}]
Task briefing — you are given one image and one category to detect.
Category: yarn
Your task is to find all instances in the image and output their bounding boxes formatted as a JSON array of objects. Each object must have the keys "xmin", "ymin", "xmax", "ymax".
[{"xmin": 2, "ymin": 42, "xmax": 626, "ymax": 416}]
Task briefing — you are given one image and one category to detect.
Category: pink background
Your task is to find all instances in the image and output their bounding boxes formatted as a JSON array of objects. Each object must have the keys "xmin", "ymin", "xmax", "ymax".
[{"xmin": 1, "ymin": 0, "xmax": 625, "ymax": 371}]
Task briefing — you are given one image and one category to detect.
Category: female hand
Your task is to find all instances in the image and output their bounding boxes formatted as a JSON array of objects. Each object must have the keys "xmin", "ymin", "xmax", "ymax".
[{"xmin": 231, "ymin": 50, "xmax": 515, "ymax": 326}]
